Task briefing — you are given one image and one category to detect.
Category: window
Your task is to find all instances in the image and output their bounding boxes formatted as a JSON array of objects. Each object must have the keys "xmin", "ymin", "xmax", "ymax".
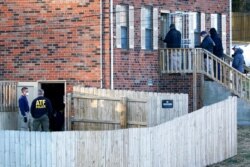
[
  {"xmin": 191, "ymin": 12, "xmax": 201, "ymax": 47},
  {"xmin": 217, "ymin": 14, "xmax": 222, "ymax": 37},
  {"xmin": 116, "ymin": 5, "xmax": 134, "ymax": 49},
  {"xmin": 121, "ymin": 26, "xmax": 128, "ymax": 48},
  {"xmin": 211, "ymin": 14, "xmax": 218, "ymax": 31},
  {"xmin": 120, "ymin": 6, "xmax": 128, "ymax": 49},
  {"xmin": 145, "ymin": 7, "xmax": 152, "ymax": 50},
  {"xmin": 141, "ymin": 7, "xmax": 159, "ymax": 50},
  {"xmin": 145, "ymin": 29, "xmax": 152, "ymax": 50}
]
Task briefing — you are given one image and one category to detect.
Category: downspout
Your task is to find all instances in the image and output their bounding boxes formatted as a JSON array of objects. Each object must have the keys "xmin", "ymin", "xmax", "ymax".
[
  {"xmin": 229, "ymin": 0, "xmax": 232, "ymax": 55},
  {"xmin": 100, "ymin": 0, "xmax": 103, "ymax": 88},
  {"xmin": 110, "ymin": 0, "xmax": 114, "ymax": 89}
]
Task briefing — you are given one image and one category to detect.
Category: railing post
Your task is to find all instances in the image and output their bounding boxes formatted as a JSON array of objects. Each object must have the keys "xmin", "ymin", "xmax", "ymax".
[{"xmin": 192, "ymin": 49, "xmax": 197, "ymax": 111}]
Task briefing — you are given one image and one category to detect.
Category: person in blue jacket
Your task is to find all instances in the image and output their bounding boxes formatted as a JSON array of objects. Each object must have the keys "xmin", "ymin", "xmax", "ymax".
[
  {"xmin": 31, "ymin": 89, "xmax": 53, "ymax": 131},
  {"xmin": 232, "ymin": 46, "xmax": 245, "ymax": 73},
  {"xmin": 200, "ymin": 31, "xmax": 215, "ymax": 53},
  {"xmin": 18, "ymin": 87, "xmax": 31, "ymax": 131},
  {"xmin": 200, "ymin": 31, "xmax": 215, "ymax": 74}
]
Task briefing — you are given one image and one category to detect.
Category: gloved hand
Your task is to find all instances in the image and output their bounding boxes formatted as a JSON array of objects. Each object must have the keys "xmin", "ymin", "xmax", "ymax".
[{"xmin": 24, "ymin": 117, "xmax": 27, "ymax": 123}]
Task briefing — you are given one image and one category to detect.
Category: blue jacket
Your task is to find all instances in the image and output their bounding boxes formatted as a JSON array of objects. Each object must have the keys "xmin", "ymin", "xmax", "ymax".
[
  {"xmin": 31, "ymin": 96, "xmax": 53, "ymax": 119},
  {"xmin": 201, "ymin": 35, "xmax": 214, "ymax": 53},
  {"xmin": 232, "ymin": 48, "xmax": 244, "ymax": 73},
  {"xmin": 163, "ymin": 28, "xmax": 181, "ymax": 48},
  {"xmin": 18, "ymin": 95, "xmax": 29, "ymax": 117}
]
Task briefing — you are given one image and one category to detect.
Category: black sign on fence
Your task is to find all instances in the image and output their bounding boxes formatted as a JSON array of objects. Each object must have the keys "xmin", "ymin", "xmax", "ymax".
[{"xmin": 162, "ymin": 100, "xmax": 173, "ymax": 109}]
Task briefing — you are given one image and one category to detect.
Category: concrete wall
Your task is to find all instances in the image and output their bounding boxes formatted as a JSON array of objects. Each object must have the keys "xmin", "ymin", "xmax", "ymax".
[{"xmin": 203, "ymin": 80, "xmax": 250, "ymax": 125}]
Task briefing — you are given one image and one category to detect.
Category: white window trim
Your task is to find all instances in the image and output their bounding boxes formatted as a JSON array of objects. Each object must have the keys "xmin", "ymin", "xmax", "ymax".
[
  {"xmin": 211, "ymin": 13, "xmax": 218, "ymax": 30},
  {"xmin": 116, "ymin": 5, "xmax": 122, "ymax": 48},
  {"xmin": 129, "ymin": 6, "xmax": 134, "ymax": 49},
  {"xmin": 141, "ymin": 7, "xmax": 146, "ymax": 49},
  {"xmin": 201, "ymin": 13, "xmax": 205, "ymax": 31},
  {"xmin": 222, "ymin": 14, "xmax": 227, "ymax": 53},
  {"xmin": 153, "ymin": 8, "xmax": 158, "ymax": 50}
]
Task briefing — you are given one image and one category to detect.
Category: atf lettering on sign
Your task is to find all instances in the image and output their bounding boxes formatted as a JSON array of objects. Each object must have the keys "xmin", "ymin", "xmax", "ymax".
[{"xmin": 36, "ymin": 100, "xmax": 46, "ymax": 109}]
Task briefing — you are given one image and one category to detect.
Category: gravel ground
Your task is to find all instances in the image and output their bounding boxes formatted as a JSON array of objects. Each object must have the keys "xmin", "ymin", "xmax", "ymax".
[{"xmin": 208, "ymin": 126, "xmax": 250, "ymax": 167}]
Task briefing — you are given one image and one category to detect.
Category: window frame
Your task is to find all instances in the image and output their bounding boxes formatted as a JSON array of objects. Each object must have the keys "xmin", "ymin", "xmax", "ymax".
[
  {"xmin": 121, "ymin": 26, "xmax": 128, "ymax": 49},
  {"xmin": 144, "ymin": 6, "xmax": 153, "ymax": 51},
  {"xmin": 120, "ymin": 5, "xmax": 129, "ymax": 50}
]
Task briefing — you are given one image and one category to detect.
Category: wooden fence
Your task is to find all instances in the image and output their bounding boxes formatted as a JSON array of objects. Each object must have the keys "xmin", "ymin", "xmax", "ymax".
[
  {"xmin": 232, "ymin": 12, "xmax": 250, "ymax": 42},
  {"xmin": 0, "ymin": 112, "xmax": 18, "ymax": 130},
  {"xmin": 0, "ymin": 97, "xmax": 237, "ymax": 167},
  {"xmin": 0, "ymin": 81, "xmax": 17, "ymax": 112},
  {"xmin": 68, "ymin": 86, "xmax": 188, "ymax": 130}
]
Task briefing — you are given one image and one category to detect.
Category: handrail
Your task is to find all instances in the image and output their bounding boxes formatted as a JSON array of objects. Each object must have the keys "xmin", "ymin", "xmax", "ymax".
[{"xmin": 160, "ymin": 48, "xmax": 250, "ymax": 102}]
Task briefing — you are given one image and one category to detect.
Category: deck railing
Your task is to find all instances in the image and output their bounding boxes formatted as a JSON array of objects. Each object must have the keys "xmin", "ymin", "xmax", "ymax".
[{"xmin": 160, "ymin": 48, "xmax": 250, "ymax": 102}]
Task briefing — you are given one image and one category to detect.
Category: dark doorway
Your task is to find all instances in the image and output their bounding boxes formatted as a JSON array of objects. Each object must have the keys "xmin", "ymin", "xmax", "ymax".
[{"xmin": 40, "ymin": 83, "xmax": 65, "ymax": 131}]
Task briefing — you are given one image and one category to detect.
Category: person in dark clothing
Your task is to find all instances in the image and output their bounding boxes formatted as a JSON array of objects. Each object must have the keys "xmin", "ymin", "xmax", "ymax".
[
  {"xmin": 232, "ymin": 46, "xmax": 245, "ymax": 73},
  {"xmin": 50, "ymin": 103, "xmax": 65, "ymax": 131},
  {"xmin": 200, "ymin": 31, "xmax": 215, "ymax": 74},
  {"xmin": 209, "ymin": 28, "xmax": 224, "ymax": 80},
  {"xmin": 18, "ymin": 87, "xmax": 31, "ymax": 131},
  {"xmin": 31, "ymin": 89, "xmax": 53, "ymax": 131},
  {"xmin": 209, "ymin": 28, "xmax": 224, "ymax": 59},
  {"xmin": 200, "ymin": 31, "xmax": 214, "ymax": 53},
  {"xmin": 163, "ymin": 24, "xmax": 182, "ymax": 48},
  {"xmin": 163, "ymin": 24, "xmax": 182, "ymax": 70}
]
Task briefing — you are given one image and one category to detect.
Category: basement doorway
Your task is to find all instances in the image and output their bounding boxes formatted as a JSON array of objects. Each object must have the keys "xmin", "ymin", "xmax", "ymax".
[{"xmin": 39, "ymin": 82, "xmax": 65, "ymax": 131}]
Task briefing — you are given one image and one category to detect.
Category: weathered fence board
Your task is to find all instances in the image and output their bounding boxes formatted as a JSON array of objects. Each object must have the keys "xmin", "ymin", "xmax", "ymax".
[
  {"xmin": 0, "ymin": 97, "xmax": 237, "ymax": 167},
  {"xmin": 0, "ymin": 81, "xmax": 18, "ymax": 112},
  {"xmin": 232, "ymin": 12, "xmax": 250, "ymax": 41},
  {"xmin": 0, "ymin": 112, "xmax": 18, "ymax": 130}
]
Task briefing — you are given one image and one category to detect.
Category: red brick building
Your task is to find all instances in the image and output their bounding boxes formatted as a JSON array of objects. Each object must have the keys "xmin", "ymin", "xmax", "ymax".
[{"xmin": 0, "ymin": 0, "xmax": 230, "ymax": 111}]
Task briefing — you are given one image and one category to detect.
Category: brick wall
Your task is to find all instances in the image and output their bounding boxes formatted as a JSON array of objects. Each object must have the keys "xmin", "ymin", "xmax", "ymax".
[
  {"xmin": 0, "ymin": 0, "xmax": 101, "ymax": 91},
  {"xmin": 159, "ymin": 73, "xmax": 204, "ymax": 112}
]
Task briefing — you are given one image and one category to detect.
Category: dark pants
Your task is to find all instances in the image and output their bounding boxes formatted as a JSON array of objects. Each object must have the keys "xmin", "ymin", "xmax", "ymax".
[{"xmin": 33, "ymin": 114, "xmax": 49, "ymax": 131}]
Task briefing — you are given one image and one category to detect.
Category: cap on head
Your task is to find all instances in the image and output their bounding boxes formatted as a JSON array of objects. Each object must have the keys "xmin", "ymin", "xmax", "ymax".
[
  {"xmin": 200, "ymin": 31, "xmax": 207, "ymax": 36},
  {"xmin": 232, "ymin": 45, "xmax": 240, "ymax": 50},
  {"xmin": 169, "ymin": 24, "xmax": 175, "ymax": 29}
]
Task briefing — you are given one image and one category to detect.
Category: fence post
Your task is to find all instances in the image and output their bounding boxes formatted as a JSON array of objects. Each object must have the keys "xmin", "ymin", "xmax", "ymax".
[
  {"xmin": 119, "ymin": 97, "xmax": 127, "ymax": 129},
  {"xmin": 65, "ymin": 93, "xmax": 72, "ymax": 131},
  {"xmin": 193, "ymin": 49, "xmax": 197, "ymax": 111}
]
